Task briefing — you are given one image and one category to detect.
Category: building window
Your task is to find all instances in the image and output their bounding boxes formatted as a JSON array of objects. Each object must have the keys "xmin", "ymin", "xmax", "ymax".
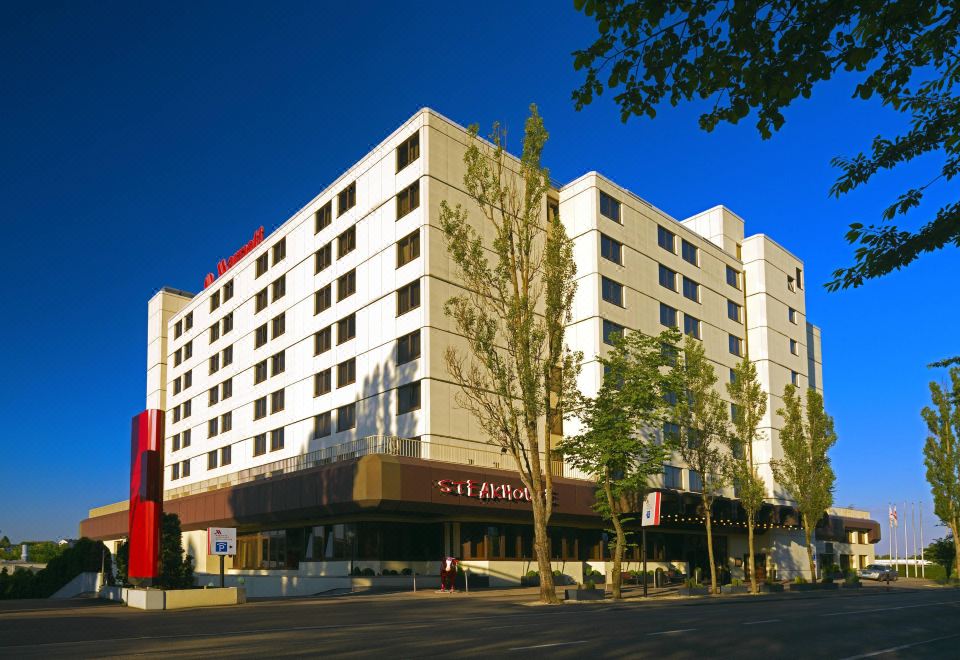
[
  {"xmin": 397, "ymin": 330, "xmax": 421, "ymax": 364},
  {"xmin": 182, "ymin": 428, "xmax": 191, "ymax": 447},
  {"xmin": 729, "ymin": 368, "xmax": 737, "ymax": 384},
  {"xmin": 729, "ymin": 334, "xmax": 743, "ymax": 357},
  {"xmin": 253, "ymin": 433, "xmax": 267, "ymax": 456},
  {"xmin": 222, "ymin": 345, "xmax": 233, "ymax": 367},
  {"xmin": 684, "ymin": 314, "xmax": 701, "ymax": 339},
  {"xmin": 689, "ymin": 470, "xmax": 703, "ymax": 493},
  {"xmin": 223, "ymin": 279, "xmax": 234, "ymax": 302},
  {"xmin": 173, "ymin": 406, "xmax": 182, "ymax": 423},
  {"xmin": 337, "ymin": 403, "xmax": 356, "ymax": 432},
  {"xmin": 337, "ymin": 226, "xmax": 356, "ymax": 258},
  {"xmin": 222, "ymin": 312, "xmax": 233, "ymax": 335},
  {"xmin": 662, "ymin": 422, "xmax": 680, "ymax": 444},
  {"xmin": 185, "ymin": 312, "xmax": 193, "ymax": 330},
  {"xmin": 271, "ymin": 312, "xmax": 285, "ymax": 339},
  {"xmin": 337, "ymin": 359, "xmax": 356, "ymax": 387},
  {"xmin": 184, "ymin": 370, "xmax": 192, "ymax": 389},
  {"xmin": 271, "ymin": 350, "xmax": 285, "ymax": 376},
  {"xmin": 174, "ymin": 348, "xmax": 182, "ymax": 367},
  {"xmin": 315, "ymin": 285, "xmax": 332, "ymax": 314},
  {"xmin": 221, "ymin": 410, "xmax": 232, "ymax": 432},
  {"xmin": 173, "ymin": 376, "xmax": 182, "ymax": 395},
  {"xmin": 397, "ymin": 280, "xmax": 421, "ymax": 316},
  {"xmin": 256, "ymin": 253, "xmax": 269, "ymax": 278},
  {"xmin": 787, "ymin": 275, "xmax": 796, "ymax": 292},
  {"xmin": 397, "ymin": 230, "xmax": 420, "ymax": 267},
  {"xmin": 337, "ymin": 314, "xmax": 356, "ymax": 344},
  {"xmin": 660, "ymin": 303, "xmax": 678, "ymax": 328},
  {"xmin": 254, "ymin": 396, "xmax": 267, "ymax": 420},
  {"xmin": 271, "ymin": 389, "xmax": 285, "ymax": 413},
  {"xmin": 255, "ymin": 323, "xmax": 268, "ymax": 348},
  {"xmin": 255, "ymin": 288, "xmax": 268, "ymax": 313},
  {"xmin": 174, "ymin": 320, "xmax": 183, "ymax": 339},
  {"xmin": 184, "ymin": 340, "xmax": 193, "ymax": 359},
  {"xmin": 599, "ymin": 191, "xmax": 621, "ymax": 223},
  {"xmin": 314, "ymin": 369, "xmax": 332, "ymax": 396},
  {"xmin": 314, "ymin": 327, "xmax": 332, "ymax": 355},
  {"xmin": 791, "ymin": 370, "xmax": 800, "ymax": 386},
  {"xmin": 315, "ymin": 243, "xmax": 332, "ymax": 273},
  {"xmin": 171, "ymin": 463, "xmax": 180, "ymax": 480},
  {"xmin": 396, "ymin": 132, "xmax": 420, "ymax": 172},
  {"xmin": 272, "ymin": 237, "xmax": 286, "ymax": 265},
  {"xmin": 314, "ymin": 412, "xmax": 332, "ymax": 438},
  {"xmin": 315, "ymin": 201, "xmax": 332, "ymax": 233},
  {"xmin": 172, "ymin": 432, "xmax": 181, "ymax": 451},
  {"xmin": 270, "ymin": 427, "xmax": 284, "ymax": 451},
  {"xmin": 790, "ymin": 338, "xmax": 799, "ymax": 355},
  {"xmin": 663, "ymin": 465, "xmax": 682, "ymax": 489},
  {"xmin": 396, "ymin": 181, "xmax": 420, "ymax": 220},
  {"xmin": 601, "ymin": 276, "xmax": 623, "ymax": 306},
  {"xmin": 602, "ymin": 319, "xmax": 624, "ymax": 345},
  {"xmin": 221, "ymin": 445, "xmax": 232, "ymax": 466},
  {"xmin": 209, "ymin": 353, "xmax": 220, "ymax": 375},
  {"xmin": 209, "ymin": 322, "xmax": 220, "ymax": 344},
  {"xmin": 208, "ymin": 417, "xmax": 219, "ymax": 438},
  {"xmin": 682, "ymin": 276, "xmax": 700, "ymax": 303},
  {"xmin": 796, "ymin": 267, "xmax": 803, "ymax": 289},
  {"xmin": 789, "ymin": 307, "xmax": 797, "ymax": 324},
  {"xmin": 658, "ymin": 264, "xmax": 677, "ymax": 291},
  {"xmin": 337, "ymin": 182, "xmax": 356, "ymax": 216},
  {"xmin": 183, "ymin": 400, "xmax": 192, "ymax": 418},
  {"xmin": 271, "ymin": 275, "xmax": 286, "ymax": 302},
  {"xmin": 338, "ymin": 269, "xmax": 356, "ymax": 301},
  {"xmin": 208, "ymin": 450, "xmax": 218, "ymax": 470},
  {"xmin": 727, "ymin": 266, "xmax": 741, "ymax": 290},
  {"xmin": 181, "ymin": 459, "xmax": 191, "ymax": 478},
  {"xmin": 210, "ymin": 289, "xmax": 221, "ymax": 312},
  {"xmin": 600, "ymin": 234, "xmax": 622, "ymax": 264},
  {"xmin": 254, "ymin": 360, "xmax": 268, "ymax": 384},
  {"xmin": 681, "ymin": 239, "xmax": 698, "ymax": 266},
  {"xmin": 397, "ymin": 381, "xmax": 421, "ymax": 414},
  {"xmin": 728, "ymin": 300, "xmax": 742, "ymax": 323},
  {"xmin": 208, "ymin": 386, "xmax": 219, "ymax": 406},
  {"xmin": 657, "ymin": 226, "xmax": 675, "ymax": 253},
  {"xmin": 222, "ymin": 378, "xmax": 233, "ymax": 400}
]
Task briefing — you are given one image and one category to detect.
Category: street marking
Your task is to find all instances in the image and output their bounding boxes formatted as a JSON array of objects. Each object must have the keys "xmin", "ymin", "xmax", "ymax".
[
  {"xmin": 820, "ymin": 600, "xmax": 958, "ymax": 617},
  {"xmin": 484, "ymin": 624, "xmax": 531, "ymax": 630},
  {"xmin": 838, "ymin": 633, "xmax": 960, "ymax": 659},
  {"xmin": 508, "ymin": 641, "xmax": 588, "ymax": 651},
  {"xmin": 743, "ymin": 619, "xmax": 780, "ymax": 625},
  {"xmin": 647, "ymin": 628, "xmax": 696, "ymax": 636}
]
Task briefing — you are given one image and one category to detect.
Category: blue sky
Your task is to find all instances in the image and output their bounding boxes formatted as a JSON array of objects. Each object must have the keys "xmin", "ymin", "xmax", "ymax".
[{"xmin": 1, "ymin": 1, "xmax": 952, "ymax": 551}]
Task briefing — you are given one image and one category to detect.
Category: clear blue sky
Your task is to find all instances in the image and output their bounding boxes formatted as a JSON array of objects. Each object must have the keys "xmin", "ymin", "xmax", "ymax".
[{"xmin": 1, "ymin": 1, "xmax": 953, "ymax": 552}]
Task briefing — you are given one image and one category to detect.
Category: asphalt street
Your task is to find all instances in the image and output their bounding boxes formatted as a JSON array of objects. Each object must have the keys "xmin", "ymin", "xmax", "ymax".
[{"xmin": 1, "ymin": 583, "xmax": 958, "ymax": 658}]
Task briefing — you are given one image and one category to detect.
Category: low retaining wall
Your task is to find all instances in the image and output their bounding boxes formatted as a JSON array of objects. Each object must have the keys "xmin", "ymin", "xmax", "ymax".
[{"xmin": 99, "ymin": 587, "xmax": 245, "ymax": 610}]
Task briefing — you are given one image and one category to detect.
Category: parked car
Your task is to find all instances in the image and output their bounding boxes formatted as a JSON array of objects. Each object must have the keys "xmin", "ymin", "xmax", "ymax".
[{"xmin": 858, "ymin": 564, "xmax": 895, "ymax": 581}]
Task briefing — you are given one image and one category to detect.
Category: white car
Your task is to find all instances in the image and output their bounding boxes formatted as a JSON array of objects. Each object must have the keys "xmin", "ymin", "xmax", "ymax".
[{"xmin": 858, "ymin": 564, "xmax": 895, "ymax": 581}]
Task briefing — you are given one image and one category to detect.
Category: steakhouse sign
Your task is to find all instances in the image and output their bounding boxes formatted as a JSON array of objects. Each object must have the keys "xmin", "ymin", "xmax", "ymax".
[
  {"xmin": 436, "ymin": 479, "xmax": 532, "ymax": 503},
  {"xmin": 203, "ymin": 226, "xmax": 265, "ymax": 289}
]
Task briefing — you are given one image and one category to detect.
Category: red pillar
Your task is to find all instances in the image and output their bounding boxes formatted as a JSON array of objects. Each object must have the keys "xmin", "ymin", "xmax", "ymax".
[{"xmin": 129, "ymin": 409, "xmax": 163, "ymax": 584}]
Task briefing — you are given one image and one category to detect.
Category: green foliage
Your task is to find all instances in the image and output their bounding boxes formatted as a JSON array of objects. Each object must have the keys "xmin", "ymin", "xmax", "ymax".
[
  {"xmin": 438, "ymin": 105, "xmax": 582, "ymax": 604},
  {"xmin": 793, "ymin": 576, "xmax": 807, "ymax": 584},
  {"xmin": 572, "ymin": 0, "xmax": 960, "ymax": 297},
  {"xmin": 525, "ymin": 569, "xmax": 539, "ymax": 578},
  {"xmin": 115, "ymin": 540, "xmax": 129, "ymax": 585},
  {"xmin": 0, "ymin": 538, "xmax": 110, "ymax": 599},
  {"xmin": 584, "ymin": 580, "xmax": 596, "ymax": 590},
  {"xmin": 772, "ymin": 385, "xmax": 837, "ymax": 578},
  {"xmin": 922, "ymin": 367, "xmax": 960, "ymax": 579},
  {"xmin": 158, "ymin": 513, "xmax": 194, "ymax": 589},
  {"xmin": 926, "ymin": 536, "xmax": 956, "ymax": 579}
]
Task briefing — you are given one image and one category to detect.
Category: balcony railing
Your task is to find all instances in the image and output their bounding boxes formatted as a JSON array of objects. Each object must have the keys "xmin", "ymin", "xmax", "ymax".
[{"xmin": 164, "ymin": 435, "xmax": 594, "ymax": 500}]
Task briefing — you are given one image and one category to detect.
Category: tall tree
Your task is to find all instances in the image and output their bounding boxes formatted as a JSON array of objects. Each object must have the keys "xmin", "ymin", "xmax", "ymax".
[
  {"xmin": 772, "ymin": 385, "xmax": 837, "ymax": 580},
  {"xmin": 563, "ymin": 328, "xmax": 681, "ymax": 599},
  {"xmin": 925, "ymin": 535, "xmax": 956, "ymax": 580},
  {"xmin": 921, "ymin": 367, "xmax": 960, "ymax": 579},
  {"xmin": 726, "ymin": 358, "xmax": 768, "ymax": 594},
  {"xmin": 158, "ymin": 513, "xmax": 194, "ymax": 589},
  {"xmin": 572, "ymin": 1, "xmax": 960, "ymax": 294},
  {"xmin": 439, "ymin": 105, "xmax": 581, "ymax": 604},
  {"xmin": 672, "ymin": 337, "xmax": 730, "ymax": 594}
]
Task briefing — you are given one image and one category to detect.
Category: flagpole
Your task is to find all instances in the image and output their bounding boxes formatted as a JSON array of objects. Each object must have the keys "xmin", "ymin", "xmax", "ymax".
[
  {"xmin": 903, "ymin": 501, "xmax": 909, "ymax": 578},
  {"xmin": 920, "ymin": 503, "xmax": 925, "ymax": 579},
  {"xmin": 913, "ymin": 502, "xmax": 919, "ymax": 579},
  {"xmin": 893, "ymin": 504, "xmax": 898, "ymax": 575}
]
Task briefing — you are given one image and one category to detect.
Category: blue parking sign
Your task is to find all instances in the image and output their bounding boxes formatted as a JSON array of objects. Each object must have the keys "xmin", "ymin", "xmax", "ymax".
[{"xmin": 215, "ymin": 541, "xmax": 228, "ymax": 553}]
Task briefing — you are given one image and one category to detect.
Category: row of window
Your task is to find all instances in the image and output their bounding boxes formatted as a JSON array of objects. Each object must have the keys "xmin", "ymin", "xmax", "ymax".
[
  {"xmin": 173, "ymin": 312, "xmax": 194, "ymax": 340},
  {"xmin": 601, "ymin": 317, "xmax": 742, "ymax": 357},
  {"xmin": 209, "ymin": 279, "xmax": 236, "ymax": 313}
]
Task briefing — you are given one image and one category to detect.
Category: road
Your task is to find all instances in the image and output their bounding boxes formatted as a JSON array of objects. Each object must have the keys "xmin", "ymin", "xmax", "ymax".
[{"xmin": 1, "ymin": 583, "xmax": 958, "ymax": 658}]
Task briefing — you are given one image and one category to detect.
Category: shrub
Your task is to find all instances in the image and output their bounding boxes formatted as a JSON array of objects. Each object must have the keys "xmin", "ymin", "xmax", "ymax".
[
  {"xmin": 360, "ymin": 567, "xmax": 375, "ymax": 576},
  {"xmin": 158, "ymin": 514, "xmax": 194, "ymax": 589},
  {"xmin": 731, "ymin": 578, "xmax": 744, "ymax": 587},
  {"xmin": 821, "ymin": 576, "xmax": 833, "ymax": 584},
  {"xmin": 552, "ymin": 569, "xmax": 562, "ymax": 577},
  {"xmin": 685, "ymin": 577, "xmax": 700, "ymax": 588},
  {"xmin": 793, "ymin": 576, "xmax": 807, "ymax": 584},
  {"xmin": 525, "ymin": 570, "xmax": 539, "ymax": 578},
  {"xmin": 401, "ymin": 568, "xmax": 413, "ymax": 576},
  {"xmin": 584, "ymin": 580, "xmax": 596, "ymax": 590}
]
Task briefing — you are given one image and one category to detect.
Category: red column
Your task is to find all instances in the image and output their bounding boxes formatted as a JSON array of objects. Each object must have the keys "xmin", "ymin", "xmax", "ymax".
[{"xmin": 128, "ymin": 409, "xmax": 163, "ymax": 583}]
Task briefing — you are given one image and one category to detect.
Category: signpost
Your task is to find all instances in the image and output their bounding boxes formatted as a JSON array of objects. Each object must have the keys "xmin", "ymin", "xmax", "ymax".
[
  {"xmin": 641, "ymin": 492, "xmax": 662, "ymax": 597},
  {"xmin": 207, "ymin": 527, "xmax": 237, "ymax": 588}
]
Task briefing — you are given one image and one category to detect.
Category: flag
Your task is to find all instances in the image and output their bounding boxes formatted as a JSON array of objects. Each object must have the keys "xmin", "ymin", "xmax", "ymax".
[{"xmin": 892, "ymin": 504, "xmax": 898, "ymax": 527}]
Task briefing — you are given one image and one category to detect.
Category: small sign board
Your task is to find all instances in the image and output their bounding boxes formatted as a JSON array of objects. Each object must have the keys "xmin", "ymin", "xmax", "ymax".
[
  {"xmin": 207, "ymin": 527, "xmax": 237, "ymax": 556},
  {"xmin": 642, "ymin": 492, "xmax": 661, "ymax": 527}
]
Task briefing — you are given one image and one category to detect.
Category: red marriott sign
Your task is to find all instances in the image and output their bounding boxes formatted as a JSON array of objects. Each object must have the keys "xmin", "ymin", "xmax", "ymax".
[
  {"xmin": 203, "ymin": 226, "xmax": 265, "ymax": 289},
  {"xmin": 436, "ymin": 479, "xmax": 532, "ymax": 502}
]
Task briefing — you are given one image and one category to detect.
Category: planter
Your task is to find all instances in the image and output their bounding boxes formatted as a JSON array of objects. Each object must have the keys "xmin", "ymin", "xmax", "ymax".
[
  {"xmin": 678, "ymin": 586, "xmax": 710, "ymax": 596},
  {"xmin": 760, "ymin": 583, "xmax": 784, "ymax": 593},
  {"xmin": 565, "ymin": 588, "xmax": 604, "ymax": 601},
  {"xmin": 520, "ymin": 576, "xmax": 540, "ymax": 587},
  {"xmin": 721, "ymin": 585, "xmax": 749, "ymax": 594}
]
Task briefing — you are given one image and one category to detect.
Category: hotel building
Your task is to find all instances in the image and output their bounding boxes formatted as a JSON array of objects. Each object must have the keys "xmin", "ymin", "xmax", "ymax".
[{"xmin": 81, "ymin": 109, "xmax": 878, "ymax": 594}]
